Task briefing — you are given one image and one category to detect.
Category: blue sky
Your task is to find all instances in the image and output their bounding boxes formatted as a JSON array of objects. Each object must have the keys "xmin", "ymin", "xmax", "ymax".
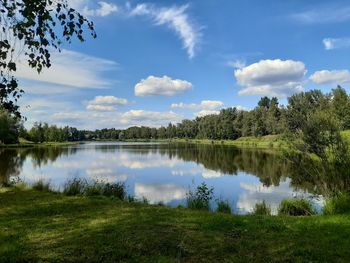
[{"xmin": 15, "ymin": 0, "xmax": 350, "ymax": 129}]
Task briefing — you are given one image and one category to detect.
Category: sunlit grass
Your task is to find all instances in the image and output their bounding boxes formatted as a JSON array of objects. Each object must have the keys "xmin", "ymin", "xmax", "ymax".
[{"xmin": 1, "ymin": 188, "xmax": 350, "ymax": 262}]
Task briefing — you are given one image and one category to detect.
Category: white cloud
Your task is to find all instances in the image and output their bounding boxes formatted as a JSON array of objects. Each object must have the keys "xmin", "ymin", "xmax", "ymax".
[
  {"xmin": 135, "ymin": 75, "xmax": 192, "ymax": 96},
  {"xmin": 49, "ymin": 108, "xmax": 184, "ymax": 129},
  {"xmin": 290, "ymin": 5, "xmax": 350, "ymax": 24},
  {"xmin": 86, "ymin": 105, "xmax": 115, "ymax": 112},
  {"xmin": 70, "ymin": 0, "xmax": 118, "ymax": 17},
  {"xmin": 310, "ymin": 70, "xmax": 350, "ymax": 85},
  {"xmin": 120, "ymin": 110, "xmax": 183, "ymax": 126},
  {"xmin": 15, "ymin": 49, "xmax": 117, "ymax": 89},
  {"xmin": 171, "ymin": 100, "xmax": 224, "ymax": 110},
  {"xmin": 227, "ymin": 59, "xmax": 246, "ymax": 69},
  {"xmin": 134, "ymin": 183, "xmax": 187, "ymax": 204},
  {"xmin": 235, "ymin": 59, "xmax": 306, "ymax": 97},
  {"xmin": 130, "ymin": 4, "xmax": 200, "ymax": 58},
  {"xmin": 323, "ymin": 38, "xmax": 350, "ymax": 50},
  {"xmin": 195, "ymin": 110, "xmax": 220, "ymax": 117},
  {"xmin": 86, "ymin": 96, "xmax": 128, "ymax": 111}
]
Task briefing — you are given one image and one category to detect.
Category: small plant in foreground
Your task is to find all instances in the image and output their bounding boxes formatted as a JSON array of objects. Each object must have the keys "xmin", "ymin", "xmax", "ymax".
[
  {"xmin": 187, "ymin": 182, "xmax": 214, "ymax": 211},
  {"xmin": 63, "ymin": 178, "xmax": 87, "ymax": 196},
  {"xmin": 216, "ymin": 200, "xmax": 232, "ymax": 214},
  {"xmin": 253, "ymin": 201, "xmax": 271, "ymax": 216},
  {"xmin": 323, "ymin": 193, "xmax": 350, "ymax": 215},
  {"xmin": 278, "ymin": 198, "xmax": 316, "ymax": 216},
  {"xmin": 32, "ymin": 180, "xmax": 52, "ymax": 192},
  {"xmin": 101, "ymin": 182, "xmax": 126, "ymax": 200}
]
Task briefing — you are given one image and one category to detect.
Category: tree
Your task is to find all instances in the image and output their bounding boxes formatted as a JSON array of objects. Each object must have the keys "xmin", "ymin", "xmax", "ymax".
[
  {"xmin": 0, "ymin": 0, "xmax": 96, "ymax": 117},
  {"xmin": 0, "ymin": 107, "xmax": 21, "ymax": 144}
]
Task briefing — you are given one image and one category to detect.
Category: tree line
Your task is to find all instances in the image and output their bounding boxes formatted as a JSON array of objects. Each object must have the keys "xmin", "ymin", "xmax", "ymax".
[{"xmin": 1, "ymin": 86, "xmax": 350, "ymax": 145}]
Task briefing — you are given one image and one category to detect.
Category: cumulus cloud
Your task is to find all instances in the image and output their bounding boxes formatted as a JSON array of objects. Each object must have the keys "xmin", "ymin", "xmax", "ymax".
[
  {"xmin": 135, "ymin": 75, "xmax": 192, "ymax": 96},
  {"xmin": 290, "ymin": 5, "xmax": 350, "ymax": 24},
  {"xmin": 69, "ymin": 0, "xmax": 118, "ymax": 17},
  {"xmin": 86, "ymin": 96, "xmax": 128, "ymax": 111},
  {"xmin": 130, "ymin": 3, "xmax": 200, "ymax": 58},
  {"xmin": 235, "ymin": 59, "xmax": 306, "ymax": 97},
  {"xmin": 195, "ymin": 110, "xmax": 220, "ymax": 117},
  {"xmin": 120, "ymin": 110, "xmax": 183, "ymax": 126},
  {"xmin": 310, "ymin": 70, "xmax": 350, "ymax": 85},
  {"xmin": 171, "ymin": 100, "xmax": 224, "ymax": 110},
  {"xmin": 323, "ymin": 38, "xmax": 350, "ymax": 50},
  {"xmin": 15, "ymin": 49, "xmax": 117, "ymax": 89}
]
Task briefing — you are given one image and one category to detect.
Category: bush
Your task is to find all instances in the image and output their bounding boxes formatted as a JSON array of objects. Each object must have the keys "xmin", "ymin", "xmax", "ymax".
[
  {"xmin": 187, "ymin": 182, "xmax": 214, "ymax": 211},
  {"xmin": 101, "ymin": 182, "xmax": 126, "ymax": 200},
  {"xmin": 323, "ymin": 193, "xmax": 350, "ymax": 215},
  {"xmin": 63, "ymin": 178, "xmax": 87, "ymax": 196},
  {"xmin": 216, "ymin": 200, "xmax": 231, "ymax": 214},
  {"xmin": 253, "ymin": 201, "xmax": 271, "ymax": 216},
  {"xmin": 32, "ymin": 180, "xmax": 52, "ymax": 192},
  {"xmin": 84, "ymin": 183, "xmax": 103, "ymax": 196},
  {"xmin": 278, "ymin": 198, "xmax": 316, "ymax": 216}
]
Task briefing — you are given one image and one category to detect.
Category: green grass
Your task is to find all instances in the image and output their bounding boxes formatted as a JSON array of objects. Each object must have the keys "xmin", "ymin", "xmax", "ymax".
[
  {"xmin": 323, "ymin": 193, "xmax": 350, "ymax": 215},
  {"xmin": 252, "ymin": 201, "xmax": 272, "ymax": 216},
  {"xmin": 278, "ymin": 199, "xmax": 316, "ymax": 216},
  {"xmin": 1, "ymin": 188, "xmax": 350, "ymax": 262}
]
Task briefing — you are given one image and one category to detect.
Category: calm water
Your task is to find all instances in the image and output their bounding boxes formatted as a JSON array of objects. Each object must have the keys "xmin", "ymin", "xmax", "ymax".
[{"xmin": 0, "ymin": 142, "xmax": 328, "ymax": 214}]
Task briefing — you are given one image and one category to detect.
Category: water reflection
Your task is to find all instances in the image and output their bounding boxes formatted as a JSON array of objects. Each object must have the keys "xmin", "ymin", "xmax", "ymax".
[{"xmin": 0, "ymin": 142, "xmax": 346, "ymax": 213}]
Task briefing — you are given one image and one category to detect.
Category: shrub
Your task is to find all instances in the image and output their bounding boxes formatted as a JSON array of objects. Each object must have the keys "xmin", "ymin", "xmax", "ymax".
[
  {"xmin": 63, "ymin": 178, "xmax": 87, "ymax": 196},
  {"xmin": 216, "ymin": 200, "xmax": 232, "ymax": 214},
  {"xmin": 278, "ymin": 198, "xmax": 316, "ymax": 216},
  {"xmin": 253, "ymin": 201, "xmax": 271, "ymax": 216},
  {"xmin": 102, "ymin": 182, "xmax": 126, "ymax": 200},
  {"xmin": 187, "ymin": 182, "xmax": 214, "ymax": 211},
  {"xmin": 323, "ymin": 193, "xmax": 350, "ymax": 215},
  {"xmin": 32, "ymin": 179, "xmax": 51, "ymax": 192},
  {"xmin": 84, "ymin": 183, "xmax": 103, "ymax": 196}
]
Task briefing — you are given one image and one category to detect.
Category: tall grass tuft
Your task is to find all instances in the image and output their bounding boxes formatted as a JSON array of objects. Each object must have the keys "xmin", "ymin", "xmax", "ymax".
[
  {"xmin": 278, "ymin": 198, "xmax": 316, "ymax": 216},
  {"xmin": 32, "ymin": 179, "xmax": 52, "ymax": 192},
  {"xmin": 216, "ymin": 200, "xmax": 232, "ymax": 214},
  {"xmin": 252, "ymin": 201, "xmax": 271, "ymax": 216},
  {"xmin": 101, "ymin": 182, "xmax": 126, "ymax": 200},
  {"xmin": 323, "ymin": 193, "xmax": 350, "ymax": 215},
  {"xmin": 187, "ymin": 182, "xmax": 214, "ymax": 211},
  {"xmin": 63, "ymin": 178, "xmax": 87, "ymax": 196}
]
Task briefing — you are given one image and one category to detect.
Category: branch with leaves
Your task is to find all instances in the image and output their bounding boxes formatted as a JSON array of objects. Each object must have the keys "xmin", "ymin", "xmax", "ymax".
[{"xmin": 0, "ymin": 0, "xmax": 96, "ymax": 117}]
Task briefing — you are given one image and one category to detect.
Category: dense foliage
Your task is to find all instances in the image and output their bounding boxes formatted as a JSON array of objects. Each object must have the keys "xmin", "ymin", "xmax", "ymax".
[
  {"xmin": 2, "ymin": 86, "xmax": 350, "ymax": 145},
  {"xmin": 81, "ymin": 86, "xmax": 350, "ymax": 141}
]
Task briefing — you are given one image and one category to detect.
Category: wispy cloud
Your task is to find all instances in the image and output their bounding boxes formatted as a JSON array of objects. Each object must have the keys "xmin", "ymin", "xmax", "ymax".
[
  {"xmin": 130, "ymin": 3, "xmax": 201, "ymax": 58},
  {"xmin": 69, "ymin": 0, "xmax": 119, "ymax": 17},
  {"xmin": 291, "ymin": 5, "xmax": 350, "ymax": 24},
  {"xmin": 171, "ymin": 100, "xmax": 224, "ymax": 111},
  {"xmin": 323, "ymin": 38, "xmax": 350, "ymax": 50},
  {"xmin": 15, "ymin": 49, "xmax": 118, "ymax": 89}
]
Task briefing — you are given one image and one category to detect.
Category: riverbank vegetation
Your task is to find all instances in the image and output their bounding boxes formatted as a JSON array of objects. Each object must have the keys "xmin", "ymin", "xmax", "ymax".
[
  {"xmin": 1, "ymin": 185, "xmax": 350, "ymax": 262},
  {"xmin": 2, "ymin": 87, "xmax": 350, "ymax": 147}
]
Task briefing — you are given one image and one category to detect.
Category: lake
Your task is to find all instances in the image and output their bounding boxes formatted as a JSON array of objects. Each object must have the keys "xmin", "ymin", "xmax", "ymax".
[{"xmin": 0, "ymin": 142, "xmax": 328, "ymax": 214}]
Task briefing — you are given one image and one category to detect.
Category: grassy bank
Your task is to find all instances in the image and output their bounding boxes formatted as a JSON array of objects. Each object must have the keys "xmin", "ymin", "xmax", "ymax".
[
  {"xmin": 1, "ymin": 187, "xmax": 350, "ymax": 262},
  {"xmin": 0, "ymin": 141, "xmax": 81, "ymax": 148},
  {"xmin": 125, "ymin": 134, "xmax": 289, "ymax": 150}
]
